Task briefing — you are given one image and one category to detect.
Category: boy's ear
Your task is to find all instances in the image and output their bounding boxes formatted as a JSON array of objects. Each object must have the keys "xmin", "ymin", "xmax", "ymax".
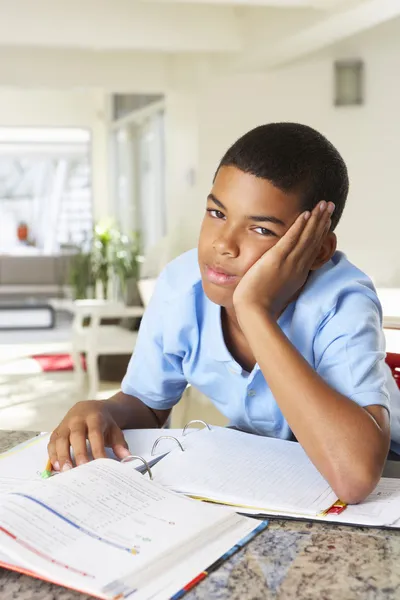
[{"xmin": 310, "ymin": 232, "xmax": 337, "ymax": 271}]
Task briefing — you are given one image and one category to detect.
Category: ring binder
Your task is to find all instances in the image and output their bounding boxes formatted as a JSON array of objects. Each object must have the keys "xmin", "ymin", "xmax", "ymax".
[
  {"xmin": 182, "ymin": 420, "xmax": 211, "ymax": 436},
  {"xmin": 151, "ymin": 436, "xmax": 184, "ymax": 456},
  {"xmin": 121, "ymin": 455, "xmax": 153, "ymax": 479}
]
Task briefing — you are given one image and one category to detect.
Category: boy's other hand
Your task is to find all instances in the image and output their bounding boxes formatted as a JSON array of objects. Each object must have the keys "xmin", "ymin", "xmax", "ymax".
[
  {"xmin": 233, "ymin": 201, "xmax": 335, "ymax": 319},
  {"xmin": 47, "ymin": 400, "xmax": 130, "ymax": 472}
]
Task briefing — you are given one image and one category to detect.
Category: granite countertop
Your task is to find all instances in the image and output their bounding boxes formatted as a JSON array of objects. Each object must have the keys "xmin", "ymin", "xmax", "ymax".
[{"xmin": 1, "ymin": 431, "xmax": 400, "ymax": 600}]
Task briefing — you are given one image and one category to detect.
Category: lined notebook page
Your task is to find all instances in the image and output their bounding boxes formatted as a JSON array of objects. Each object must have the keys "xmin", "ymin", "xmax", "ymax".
[{"xmin": 152, "ymin": 427, "xmax": 337, "ymax": 516}]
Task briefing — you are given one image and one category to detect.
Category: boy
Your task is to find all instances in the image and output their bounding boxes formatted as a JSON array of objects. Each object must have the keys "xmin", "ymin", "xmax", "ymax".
[{"xmin": 48, "ymin": 123, "xmax": 400, "ymax": 504}]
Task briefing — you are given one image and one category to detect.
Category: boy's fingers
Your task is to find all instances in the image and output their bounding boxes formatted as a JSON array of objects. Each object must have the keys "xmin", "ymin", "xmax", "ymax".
[
  {"xmin": 309, "ymin": 204, "xmax": 332, "ymax": 250},
  {"xmin": 69, "ymin": 424, "xmax": 89, "ymax": 466},
  {"xmin": 279, "ymin": 201, "xmax": 335, "ymax": 263},
  {"xmin": 110, "ymin": 427, "xmax": 131, "ymax": 459},
  {"xmin": 55, "ymin": 435, "xmax": 73, "ymax": 472},
  {"xmin": 293, "ymin": 202, "xmax": 331, "ymax": 263},
  {"xmin": 275, "ymin": 211, "xmax": 310, "ymax": 258},
  {"xmin": 88, "ymin": 427, "xmax": 107, "ymax": 460},
  {"xmin": 47, "ymin": 438, "xmax": 60, "ymax": 471}
]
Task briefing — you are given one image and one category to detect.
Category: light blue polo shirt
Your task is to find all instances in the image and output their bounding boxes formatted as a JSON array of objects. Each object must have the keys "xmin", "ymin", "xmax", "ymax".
[{"xmin": 122, "ymin": 249, "xmax": 400, "ymax": 445}]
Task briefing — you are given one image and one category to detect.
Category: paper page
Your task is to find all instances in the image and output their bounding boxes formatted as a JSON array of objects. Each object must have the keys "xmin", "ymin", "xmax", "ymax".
[
  {"xmin": 330, "ymin": 478, "xmax": 400, "ymax": 527},
  {"xmin": 0, "ymin": 550, "xmax": 23, "ymax": 569},
  {"xmin": 0, "ymin": 429, "xmax": 186, "ymax": 494},
  {"xmin": 0, "ymin": 434, "xmax": 50, "ymax": 491},
  {"xmin": 0, "ymin": 459, "xmax": 242, "ymax": 598},
  {"xmin": 152, "ymin": 427, "xmax": 337, "ymax": 515}
]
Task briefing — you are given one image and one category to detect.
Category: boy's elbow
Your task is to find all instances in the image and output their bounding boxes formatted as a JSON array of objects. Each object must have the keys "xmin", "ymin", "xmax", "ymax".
[
  {"xmin": 327, "ymin": 428, "xmax": 389, "ymax": 505},
  {"xmin": 334, "ymin": 478, "xmax": 375, "ymax": 505},
  {"xmin": 331, "ymin": 465, "xmax": 381, "ymax": 505}
]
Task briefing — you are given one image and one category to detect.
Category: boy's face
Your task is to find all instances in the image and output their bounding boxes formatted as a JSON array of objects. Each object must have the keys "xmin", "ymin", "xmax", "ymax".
[{"xmin": 198, "ymin": 165, "xmax": 306, "ymax": 308}]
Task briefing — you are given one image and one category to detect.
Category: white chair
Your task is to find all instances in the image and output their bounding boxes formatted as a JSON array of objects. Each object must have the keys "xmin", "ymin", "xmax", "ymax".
[
  {"xmin": 71, "ymin": 280, "xmax": 158, "ymax": 398},
  {"xmin": 71, "ymin": 301, "xmax": 145, "ymax": 399}
]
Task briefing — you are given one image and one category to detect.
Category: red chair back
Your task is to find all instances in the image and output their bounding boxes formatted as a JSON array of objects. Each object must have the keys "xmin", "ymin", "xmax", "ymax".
[{"xmin": 386, "ymin": 353, "xmax": 400, "ymax": 389}]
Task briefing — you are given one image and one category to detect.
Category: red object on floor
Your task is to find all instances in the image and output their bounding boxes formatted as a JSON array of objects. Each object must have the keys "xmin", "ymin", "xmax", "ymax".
[
  {"xmin": 31, "ymin": 352, "xmax": 400, "ymax": 385},
  {"xmin": 31, "ymin": 354, "xmax": 86, "ymax": 372}
]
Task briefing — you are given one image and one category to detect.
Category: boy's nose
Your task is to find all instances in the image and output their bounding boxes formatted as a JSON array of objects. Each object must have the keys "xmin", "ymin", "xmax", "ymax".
[{"xmin": 213, "ymin": 233, "xmax": 239, "ymax": 258}]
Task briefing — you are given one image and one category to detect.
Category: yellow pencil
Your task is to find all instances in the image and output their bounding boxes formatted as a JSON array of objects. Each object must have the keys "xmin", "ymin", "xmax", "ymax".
[{"xmin": 41, "ymin": 458, "xmax": 53, "ymax": 479}]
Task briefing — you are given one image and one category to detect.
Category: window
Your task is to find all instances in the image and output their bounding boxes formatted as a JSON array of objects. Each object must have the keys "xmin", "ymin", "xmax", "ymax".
[
  {"xmin": 112, "ymin": 101, "xmax": 166, "ymax": 255},
  {"xmin": 137, "ymin": 112, "xmax": 166, "ymax": 253},
  {"xmin": 112, "ymin": 94, "xmax": 163, "ymax": 121},
  {"xmin": 0, "ymin": 128, "xmax": 92, "ymax": 254}
]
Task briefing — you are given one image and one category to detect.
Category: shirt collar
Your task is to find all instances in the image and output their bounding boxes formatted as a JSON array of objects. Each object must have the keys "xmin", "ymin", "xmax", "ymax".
[
  {"xmin": 208, "ymin": 295, "xmax": 294, "ymax": 370},
  {"xmin": 209, "ymin": 300, "xmax": 233, "ymax": 362}
]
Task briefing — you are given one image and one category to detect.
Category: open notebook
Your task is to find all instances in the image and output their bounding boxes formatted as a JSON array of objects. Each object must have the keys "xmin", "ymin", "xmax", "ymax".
[
  {"xmin": 106, "ymin": 426, "xmax": 400, "ymax": 528},
  {"xmin": 143, "ymin": 424, "xmax": 400, "ymax": 528},
  {"xmin": 3, "ymin": 424, "xmax": 400, "ymax": 529},
  {"xmin": 0, "ymin": 440, "xmax": 265, "ymax": 600}
]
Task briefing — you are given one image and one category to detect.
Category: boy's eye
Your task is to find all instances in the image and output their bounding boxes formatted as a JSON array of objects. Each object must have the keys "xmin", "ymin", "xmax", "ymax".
[
  {"xmin": 254, "ymin": 227, "xmax": 277, "ymax": 237},
  {"xmin": 207, "ymin": 209, "xmax": 225, "ymax": 220}
]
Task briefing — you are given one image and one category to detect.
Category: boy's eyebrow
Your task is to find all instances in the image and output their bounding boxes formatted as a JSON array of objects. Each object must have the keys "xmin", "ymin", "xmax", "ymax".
[
  {"xmin": 207, "ymin": 194, "xmax": 226, "ymax": 211},
  {"xmin": 247, "ymin": 214, "xmax": 286, "ymax": 227},
  {"xmin": 207, "ymin": 193, "xmax": 286, "ymax": 227}
]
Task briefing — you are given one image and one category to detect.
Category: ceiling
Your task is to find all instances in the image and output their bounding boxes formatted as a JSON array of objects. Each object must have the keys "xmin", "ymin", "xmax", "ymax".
[{"xmin": 0, "ymin": 0, "xmax": 398, "ymax": 89}]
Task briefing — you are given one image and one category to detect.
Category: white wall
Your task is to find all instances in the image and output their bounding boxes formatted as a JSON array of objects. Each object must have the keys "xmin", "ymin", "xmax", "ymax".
[
  {"xmin": 3, "ymin": 12, "xmax": 400, "ymax": 283},
  {"xmin": 0, "ymin": 88, "xmax": 96, "ymax": 127},
  {"xmin": 164, "ymin": 91, "xmax": 199, "ymax": 254},
  {"xmin": 173, "ymin": 16, "xmax": 400, "ymax": 285},
  {"xmin": 0, "ymin": 88, "xmax": 111, "ymax": 221}
]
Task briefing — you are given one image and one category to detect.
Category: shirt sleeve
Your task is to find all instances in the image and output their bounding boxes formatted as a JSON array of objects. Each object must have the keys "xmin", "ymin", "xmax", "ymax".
[
  {"xmin": 121, "ymin": 272, "xmax": 188, "ymax": 410},
  {"xmin": 313, "ymin": 292, "xmax": 390, "ymax": 413}
]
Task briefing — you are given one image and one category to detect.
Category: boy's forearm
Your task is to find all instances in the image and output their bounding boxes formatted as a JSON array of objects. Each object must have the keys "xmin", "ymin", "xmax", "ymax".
[
  {"xmin": 103, "ymin": 391, "xmax": 171, "ymax": 430},
  {"xmin": 236, "ymin": 305, "xmax": 389, "ymax": 504}
]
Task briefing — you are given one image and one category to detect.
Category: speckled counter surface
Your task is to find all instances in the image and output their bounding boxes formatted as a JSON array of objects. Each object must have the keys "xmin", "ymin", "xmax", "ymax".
[{"xmin": 1, "ymin": 431, "xmax": 400, "ymax": 600}]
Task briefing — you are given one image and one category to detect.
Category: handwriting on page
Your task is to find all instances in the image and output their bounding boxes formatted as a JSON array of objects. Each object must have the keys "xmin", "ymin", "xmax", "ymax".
[{"xmin": 152, "ymin": 427, "xmax": 337, "ymax": 515}]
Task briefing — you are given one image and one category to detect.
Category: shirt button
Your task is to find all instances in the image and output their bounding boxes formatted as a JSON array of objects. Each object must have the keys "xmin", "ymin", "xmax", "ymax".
[{"xmin": 247, "ymin": 389, "xmax": 256, "ymax": 397}]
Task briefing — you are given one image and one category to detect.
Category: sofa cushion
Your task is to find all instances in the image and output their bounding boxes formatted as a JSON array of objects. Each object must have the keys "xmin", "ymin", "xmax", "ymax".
[{"xmin": 0, "ymin": 256, "xmax": 57, "ymax": 285}]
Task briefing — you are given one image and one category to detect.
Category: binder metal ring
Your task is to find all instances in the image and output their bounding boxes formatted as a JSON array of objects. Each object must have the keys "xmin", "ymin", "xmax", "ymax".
[
  {"xmin": 151, "ymin": 436, "xmax": 184, "ymax": 456},
  {"xmin": 121, "ymin": 455, "xmax": 153, "ymax": 479},
  {"xmin": 182, "ymin": 420, "xmax": 211, "ymax": 436}
]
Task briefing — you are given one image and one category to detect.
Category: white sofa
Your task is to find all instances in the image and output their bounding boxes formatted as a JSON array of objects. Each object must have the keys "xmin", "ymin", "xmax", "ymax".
[{"xmin": 0, "ymin": 254, "xmax": 74, "ymax": 299}]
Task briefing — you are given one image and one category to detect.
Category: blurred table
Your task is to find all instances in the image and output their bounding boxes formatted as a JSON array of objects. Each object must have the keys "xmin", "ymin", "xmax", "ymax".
[{"xmin": 49, "ymin": 299, "xmax": 145, "ymax": 398}]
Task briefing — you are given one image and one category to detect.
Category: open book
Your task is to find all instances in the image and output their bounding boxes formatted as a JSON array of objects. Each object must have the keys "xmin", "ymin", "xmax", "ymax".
[
  {"xmin": 0, "ymin": 446, "xmax": 264, "ymax": 600},
  {"xmin": 0, "ymin": 428, "xmax": 191, "ymax": 495}
]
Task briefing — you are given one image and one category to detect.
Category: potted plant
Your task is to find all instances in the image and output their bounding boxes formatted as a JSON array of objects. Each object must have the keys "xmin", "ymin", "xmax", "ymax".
[
  {"xmin": 112, "ymin": 230, "xmax": 142, "ymax": 304},
  {"xmin": 91, "ymin": 221, "xmax": 114, "ymax": 300},
  {"xmin": 91, "ymin": 221, "xmax": 142, "ymax": 302},
  {"xmin": 69, "ymin": 251, "xmax": 96, "ymax": 300}
]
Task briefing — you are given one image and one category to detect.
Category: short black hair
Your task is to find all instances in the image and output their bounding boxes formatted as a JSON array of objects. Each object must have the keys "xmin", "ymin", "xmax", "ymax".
[{"xmin": 216, "ymin": 122, "xmax": 349, "ymax": 231}]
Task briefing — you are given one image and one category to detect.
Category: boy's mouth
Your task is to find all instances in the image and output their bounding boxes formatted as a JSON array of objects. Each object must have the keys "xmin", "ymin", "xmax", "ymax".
[{"xmin": 204, "ymin": 265, "xmax": 238, "ymax": 286}]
